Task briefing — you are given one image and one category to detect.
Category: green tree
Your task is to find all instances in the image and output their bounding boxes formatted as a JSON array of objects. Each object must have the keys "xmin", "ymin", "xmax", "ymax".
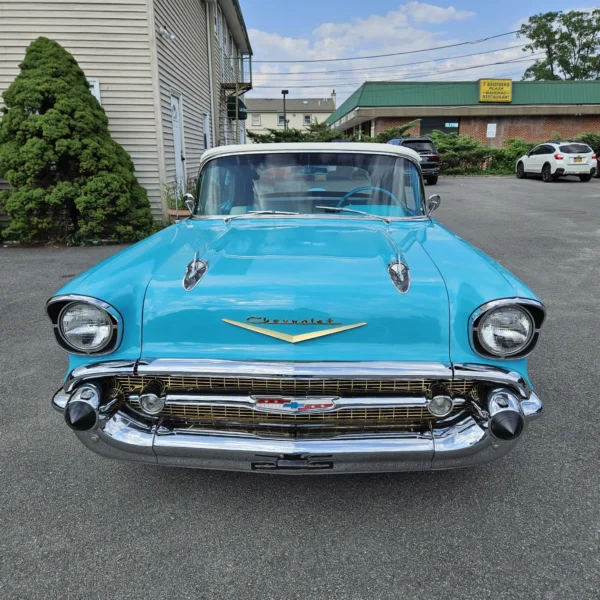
[
  {"xmin": 0, "ymin": 37, "xmax": 154, "ymax": 243},
  {"xmin": 518, "ymin": 10, "xmax": 600, "ymax": 80},
  {"xmin": 246, "ymin": 117, "xmax": 421, "ymax": 144},
  {"xmin": 370, "ymin": 119, "xmax": 421, "ymax": 143}
]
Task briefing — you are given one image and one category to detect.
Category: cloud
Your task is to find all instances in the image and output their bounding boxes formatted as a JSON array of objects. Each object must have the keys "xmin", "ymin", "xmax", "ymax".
[
  {"xmin": 246, "ymin": 3, "xmax": 543, "ymax": 102},
  {"xmin": 402, "ymin": 2, "xmax": 474, "ymax": 24}
]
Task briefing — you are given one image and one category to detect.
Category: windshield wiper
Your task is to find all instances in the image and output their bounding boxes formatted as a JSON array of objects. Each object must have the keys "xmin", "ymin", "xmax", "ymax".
[
  {"xmin": 316, "ymin": 206, "xmax": 391, "ymax": 224},
  {"xmin": 224, "ymin": 210, "xmax": 299, "ymax": 223}
]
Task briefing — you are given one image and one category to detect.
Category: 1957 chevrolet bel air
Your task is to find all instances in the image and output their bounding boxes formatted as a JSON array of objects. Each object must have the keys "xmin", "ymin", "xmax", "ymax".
[{"xmin": 47, "ymin": 142, "xmax": 545, "ymax": 473}]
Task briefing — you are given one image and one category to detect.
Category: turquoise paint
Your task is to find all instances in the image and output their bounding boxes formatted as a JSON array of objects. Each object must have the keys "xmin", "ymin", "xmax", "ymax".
[{"xmin": 53, "ymin": 216, "xmax": 541, "ymax": 380}]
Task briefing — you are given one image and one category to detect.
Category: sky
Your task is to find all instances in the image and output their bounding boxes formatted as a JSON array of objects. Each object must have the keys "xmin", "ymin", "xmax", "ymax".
[{"xmin": 238, "ymin": 1, "xmax": 593, "ymax": 103}]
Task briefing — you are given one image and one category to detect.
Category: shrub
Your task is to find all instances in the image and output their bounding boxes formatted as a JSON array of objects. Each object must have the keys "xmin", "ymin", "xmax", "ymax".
[
  {"xmin": 0, "ymin": 37, "xmax": 154, "ymax": 243},
  {"xmin": 576, "ymin": 132, "xmax": 600, "ymax": 154},
  {"xmin": 428, "ymin": 131, "xmax": 493, "ymax": 174},
  {"xmin": 488, "ymin": 138, "xmax": 536, "ymax": 173}
]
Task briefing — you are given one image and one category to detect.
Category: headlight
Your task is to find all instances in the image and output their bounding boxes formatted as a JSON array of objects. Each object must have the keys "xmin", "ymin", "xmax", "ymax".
[
  {"xmin": 469, "ymin": 297, "xmax": 547, "ymax": 359},
  {"xmin": 478, "ymin": 306, "xmax": 533, "ymax": 356},
  {"xmin": 59, "ymin": 302, "xmax": 113, "ymax": 352}
]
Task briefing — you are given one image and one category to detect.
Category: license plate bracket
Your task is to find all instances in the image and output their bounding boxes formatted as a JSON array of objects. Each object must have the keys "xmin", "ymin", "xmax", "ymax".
[{"xmin": 252, "ymin": 453, "xmax": 334, "ymax": 471}]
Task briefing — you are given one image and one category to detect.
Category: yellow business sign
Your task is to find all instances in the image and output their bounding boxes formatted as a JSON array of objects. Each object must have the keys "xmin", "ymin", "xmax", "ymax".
[{"xmin": 479, "ymin": 79, "xmax": 513, "ymax": 103}]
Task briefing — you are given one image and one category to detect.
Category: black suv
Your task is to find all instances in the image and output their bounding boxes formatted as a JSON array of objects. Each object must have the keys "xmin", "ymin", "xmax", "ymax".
[{"xmin": 387, "ymin": 137, "xmax": 440, "ymax": 185}]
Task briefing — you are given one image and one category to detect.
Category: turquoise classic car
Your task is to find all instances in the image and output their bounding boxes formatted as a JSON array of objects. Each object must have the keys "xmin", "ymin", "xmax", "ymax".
[{"xmin": 47, "ymin": 143, "xmax": 545, "ymax": 473}]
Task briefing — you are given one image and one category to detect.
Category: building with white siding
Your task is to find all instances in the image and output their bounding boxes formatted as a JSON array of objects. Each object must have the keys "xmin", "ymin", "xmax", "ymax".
[
  {"xmin": 0, "ymin": 0, "xmax": 252, "ymax": 222},
  {"xmin": 245, "ymin": 97, "xmax": 336, "ymax": 142}
]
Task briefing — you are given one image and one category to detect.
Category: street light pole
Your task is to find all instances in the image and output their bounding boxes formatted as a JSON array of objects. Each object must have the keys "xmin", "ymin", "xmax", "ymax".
[{"xmin": 281, "ymin": 89, "xmax": 288, "ymax": 131}]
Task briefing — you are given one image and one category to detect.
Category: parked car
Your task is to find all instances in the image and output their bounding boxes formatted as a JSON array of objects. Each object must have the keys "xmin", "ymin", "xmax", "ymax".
[
  {"xmin": 47, "ymin": 142, "xmax": 545, "ymax": 474},
  {"xmin": 387, "ymin": 137, "xmax": 440, "ymax": 185},
  {"xmin": 516, "ymin": 141, "xmax": 597, "ymax": 182}
]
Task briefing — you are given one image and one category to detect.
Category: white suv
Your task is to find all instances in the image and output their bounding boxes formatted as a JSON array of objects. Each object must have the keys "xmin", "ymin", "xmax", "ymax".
[{"xmin": 516, "ymin": 142, "xmax": 597, "ymax": 182}]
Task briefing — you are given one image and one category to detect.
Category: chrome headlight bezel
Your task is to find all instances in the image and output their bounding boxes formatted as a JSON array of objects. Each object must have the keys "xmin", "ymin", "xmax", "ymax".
[
  {"xmin": 469, "ymin": 298, "xmax": 545, "ymax": 360},
  {"xmin": 46, "ymin": 295, "xmax": 122, "ymax": 355}
]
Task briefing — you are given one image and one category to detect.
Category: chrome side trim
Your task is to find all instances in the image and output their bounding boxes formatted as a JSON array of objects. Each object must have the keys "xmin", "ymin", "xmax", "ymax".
[
  {"xmin": 46, "ymin": 294, "xmax": 123, "ymax": 356},
  {"xmin": 468, "ymin": 297, "xmax": 546, "ymax": 360}
]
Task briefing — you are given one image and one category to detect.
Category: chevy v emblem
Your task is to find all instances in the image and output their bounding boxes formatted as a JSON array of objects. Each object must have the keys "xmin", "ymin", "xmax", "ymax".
[{"xmin": 222, "ymin": 319, "xmax": 367, "ymax": 344}]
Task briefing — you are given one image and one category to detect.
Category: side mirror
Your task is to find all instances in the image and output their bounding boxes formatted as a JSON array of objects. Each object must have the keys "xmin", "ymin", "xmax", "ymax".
[
  {"xmin": 184, "ymin": 193, "xmax": 195, "ymax": 213},
  {"xmin": 426, "ymin": 194, "xmax": 441, "ymax": 216}
]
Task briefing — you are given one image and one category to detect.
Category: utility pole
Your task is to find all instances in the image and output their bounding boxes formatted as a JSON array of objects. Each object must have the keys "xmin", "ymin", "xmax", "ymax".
[{"xmin": 281, "ymin": 89, "xmax": 289, "ymax": 130}]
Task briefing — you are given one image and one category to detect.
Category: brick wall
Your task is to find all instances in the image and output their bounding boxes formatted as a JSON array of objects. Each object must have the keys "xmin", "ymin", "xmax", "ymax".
[
  {"xmin": 374, "ymin": 117, "xmax": 420, "ymax": 137},
  {"xmin": 460, "ymin": 115, "xmax": 600, "ymax": 147}
]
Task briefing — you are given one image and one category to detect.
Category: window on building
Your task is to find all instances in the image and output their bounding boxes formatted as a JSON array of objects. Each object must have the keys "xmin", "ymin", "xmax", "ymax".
[
  {"xmin": 214, "ymin": 6, "xmax": 221, "ymax": 40},
  {"xmin": 251, "ymin": 114, "xmax": 261, "ymax": 126},
  {"xmin": 304, "ymin": 115, "xmax": 311, "ymax": 126},
  {"xmin": 203, "ymin": 113, "xmax": 211, "ymax": 150},
  {"xmin": 87, "ymin": 79, "xmax": 101, "ymax": 104},
  {"xmin": 278, "ymin": 115, "xmax": 285, "ymax": 126},
  {"xmin": 420, "ymin": 117, "xmax": 460, "ymax": 135}
]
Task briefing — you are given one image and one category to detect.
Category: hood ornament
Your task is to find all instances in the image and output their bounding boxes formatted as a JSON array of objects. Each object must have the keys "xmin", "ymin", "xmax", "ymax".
[
  {"xmin": 388, "ymin": 260, "xmax": 410, "ymax": 294},
  {"xmin": 182, "ymin": 252, "xmax": 208, "ymax": 291}
]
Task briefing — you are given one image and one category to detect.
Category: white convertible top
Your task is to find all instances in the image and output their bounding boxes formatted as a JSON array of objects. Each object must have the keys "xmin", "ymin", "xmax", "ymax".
[{"xmin": 201, "ymin": 142, "xmax": 421, "ymax": 163}]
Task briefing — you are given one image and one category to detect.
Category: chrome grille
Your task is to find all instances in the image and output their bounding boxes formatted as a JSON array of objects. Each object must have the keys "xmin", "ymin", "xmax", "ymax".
[
  {"xmin": 109, "ymin": 375, "xmax": 473, "ymax": 438},
  {"xmin": 112, "ymin": 375, "xmax": 476, "ymax": 397}
]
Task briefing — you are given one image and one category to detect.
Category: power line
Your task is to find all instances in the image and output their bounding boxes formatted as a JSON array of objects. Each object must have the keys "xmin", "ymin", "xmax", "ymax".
[
  {"xmin": 253, "ymin": 44, "xmax": 526, "ymax": 78},
  {"xmin": 253, "ymin": 30, "xmax": 519, "ymax": 63},
  {"xmin": 251, "ymin": 55, "xmax": 542, "ymax": 89},
  {"xmin": 249, "ymin": 67, "xmax": 531, "ymax": 99}
]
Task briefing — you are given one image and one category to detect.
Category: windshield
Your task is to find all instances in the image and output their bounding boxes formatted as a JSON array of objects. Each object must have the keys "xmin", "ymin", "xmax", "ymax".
[{"xmin": 195, "ymin": 152, "xmax": 425, "ymax": 218}]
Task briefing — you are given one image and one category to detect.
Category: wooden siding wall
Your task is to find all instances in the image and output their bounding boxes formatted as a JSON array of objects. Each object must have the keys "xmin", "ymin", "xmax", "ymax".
[
  {"xmin": 153, "ymin": 0, "xmax": 213, "ymax": 189},
  {"xmin": 0, "ymin": 0, "xmax": 163, "ymax": 219}
]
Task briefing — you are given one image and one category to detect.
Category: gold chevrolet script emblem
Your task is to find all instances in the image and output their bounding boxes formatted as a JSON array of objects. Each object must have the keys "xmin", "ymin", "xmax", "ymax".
[{"xmin": 222, "ymin": 316, "xmax": 367, "ymax": 344}]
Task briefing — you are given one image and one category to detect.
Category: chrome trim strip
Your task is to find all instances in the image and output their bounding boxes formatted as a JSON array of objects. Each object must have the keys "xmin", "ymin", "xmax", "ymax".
[
  {"xmin": 61, "ymin": 359, "xmax": 534, "ymax": 400},
  {"xmin": 136, "ymin": 359, "xmax": 454, "ymax": 379},
  {"xmin": 468, "ymin": 297, "xmax": 546, "ymax": 360},
  {"xmin": 46, "ymin": 294, "xmax": 123, "ymax": 356},
  {"xmin": 131, "ymin": 393, "xmax": 435, "ymax": 410},
  {"xmin": 188, "ymin": 214, "xmax": 431, "ymax": 223}
]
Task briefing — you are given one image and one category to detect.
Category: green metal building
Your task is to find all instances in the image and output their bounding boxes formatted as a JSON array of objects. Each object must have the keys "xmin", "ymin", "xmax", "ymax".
[{"xmin": 326, "ymin": 81, "xmax": 600, "ymax": 146}]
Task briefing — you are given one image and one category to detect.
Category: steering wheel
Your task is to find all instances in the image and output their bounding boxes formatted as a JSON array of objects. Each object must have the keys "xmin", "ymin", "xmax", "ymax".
[{"xmin": 337, "ymin": 185, "xmax": 401, "ymax": 208}]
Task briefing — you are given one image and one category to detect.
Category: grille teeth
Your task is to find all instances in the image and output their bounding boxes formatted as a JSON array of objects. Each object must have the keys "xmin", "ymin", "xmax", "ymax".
[
  {"xmin": 106, "ymin": 375, "xmax": 475, "ymax": 438},
  {"xmin": 111, "ymin": 375, "xmax": 475, "ymax": 397}
]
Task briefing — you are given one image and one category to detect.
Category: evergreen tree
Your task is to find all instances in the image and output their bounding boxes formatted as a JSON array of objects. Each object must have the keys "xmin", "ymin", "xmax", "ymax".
[{"xmin": 0, "ymin": 37, "xmax": 154, "ymax": 243}]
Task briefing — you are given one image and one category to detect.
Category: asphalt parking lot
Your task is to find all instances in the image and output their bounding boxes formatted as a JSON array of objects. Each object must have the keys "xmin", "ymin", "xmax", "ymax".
[{"xmin": 1, "ymin": 175, "xmax": 599, "ymax": 600}]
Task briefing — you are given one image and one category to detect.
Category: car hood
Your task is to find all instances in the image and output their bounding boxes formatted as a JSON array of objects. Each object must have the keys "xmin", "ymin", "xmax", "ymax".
[{"xmin": 141, "ymin": 219, "xmax": 451, "ymax": 362}]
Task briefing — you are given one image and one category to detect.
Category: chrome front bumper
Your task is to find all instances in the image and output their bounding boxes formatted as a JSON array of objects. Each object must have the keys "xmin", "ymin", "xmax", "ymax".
[{"xmin": 52, "ymin": 359, "xmax": 543, "ymax": 473}]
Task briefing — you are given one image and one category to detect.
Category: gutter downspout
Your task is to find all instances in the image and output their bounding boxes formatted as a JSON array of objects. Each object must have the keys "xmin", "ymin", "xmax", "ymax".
[{"xmin": 205, "ymin": 0, "xmax": 217, "ymax": 147}]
